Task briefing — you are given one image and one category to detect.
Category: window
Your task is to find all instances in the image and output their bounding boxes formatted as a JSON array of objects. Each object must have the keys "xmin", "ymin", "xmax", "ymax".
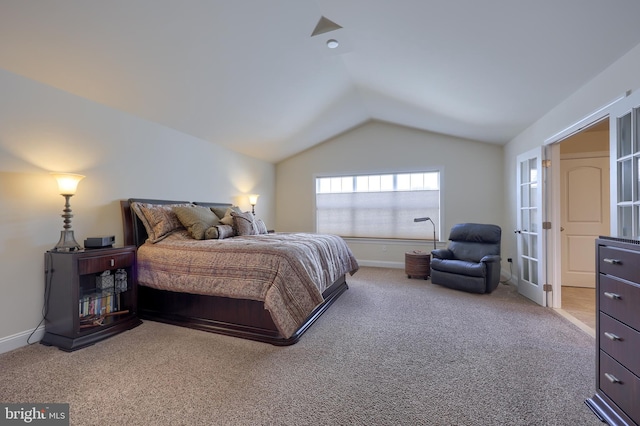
[{"xmin": 315, "ymin": 171, "xmax": 440, "ymax": 240}]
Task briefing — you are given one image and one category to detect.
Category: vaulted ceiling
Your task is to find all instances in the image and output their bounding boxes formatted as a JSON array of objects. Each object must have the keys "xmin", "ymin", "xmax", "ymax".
[{"xmin": 2, "ymin": 1, "xmax": 640, "ymax": 163}]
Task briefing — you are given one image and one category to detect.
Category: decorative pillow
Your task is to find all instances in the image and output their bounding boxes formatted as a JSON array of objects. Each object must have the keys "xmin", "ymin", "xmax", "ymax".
[
  {"xmin": 204, "ymin": 226, "xmax": 219, "ymax": 240},
  {"xmin": 173, "ymin": 205, "xmax": 221, "ymax": 240},
  {"xmin": 210, "ymin": 224, "xmax": 235, "ymax": 239},
  {"xmin": 255, "ymin": 218, "xmax": 268, "ymax": 234},
  {"xmin": 131, "ymin": 202, "xmax": 191, "ymax": 243},
  {"xmin": 131, "ymin": 202, "xmax": 153, "ymax": 238},
  {"xmin": 231, "ymin": 211, "xmax": 257, "ymax": 236},
  {"xmin": 217, "ymin": 207, "xmax": 241, "ymax": 226},
  {"xmin": 210, "ymin": 205, "xmax": 241, "ymax": 221}
]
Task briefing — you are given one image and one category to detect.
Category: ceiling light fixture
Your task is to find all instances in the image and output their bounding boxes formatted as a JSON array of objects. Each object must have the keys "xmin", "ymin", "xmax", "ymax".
[{"xmin": 326, "ymin": 39, "xmax": 339, "ymax": 49}]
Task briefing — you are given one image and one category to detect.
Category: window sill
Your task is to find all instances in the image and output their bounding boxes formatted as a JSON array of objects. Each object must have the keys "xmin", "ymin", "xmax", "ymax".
[{"xmin": 342, "ymin": 237, "xmax": 438, "ymax": 245}]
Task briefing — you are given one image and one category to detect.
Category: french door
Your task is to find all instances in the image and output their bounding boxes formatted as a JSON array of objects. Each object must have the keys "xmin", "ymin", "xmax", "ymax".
[
  {"xmin": 610, "ymin": 90, "xmax": 640, "ymax": 238},
  {"xmin": 516, "ymin": 147, "xmax": 546, "ymax": 306}
]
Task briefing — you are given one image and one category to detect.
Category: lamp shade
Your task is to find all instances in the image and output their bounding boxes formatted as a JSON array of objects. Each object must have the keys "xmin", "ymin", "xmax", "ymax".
[
  {"xmin": 248, "ymin": 194, "xmax": 259, "ymax": 205},
  {"xmin": 51, "ymin": 173, "xmax": 85, "ymax": 195}
]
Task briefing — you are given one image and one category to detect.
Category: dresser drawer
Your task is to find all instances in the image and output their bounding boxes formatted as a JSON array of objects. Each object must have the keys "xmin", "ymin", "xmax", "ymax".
[
  {"xmin": 599, "ymin": 274, "xmax": 640, "ymax": 329},
  {"xmin": 78, "ymin": 251, "xmax": 135, "ymax": 275},
  {"xmin": 599, "ymin": 351, "xmax": 640, "ymax": 422},
  {"xmin": 599, "ymin": 245, "xmax": 640, "ymax": 283},
  {"xmin": 600, "ymin": 312, "xmax": 640, "ymax": 377}
]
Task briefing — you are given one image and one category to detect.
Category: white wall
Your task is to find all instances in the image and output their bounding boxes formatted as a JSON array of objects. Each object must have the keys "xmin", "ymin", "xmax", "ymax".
[
  {"xmin": 0, "ymin": 68, "xmax": 275, "ymax": 352},
  {"xmin": 276, "ymin": 120, "xmax": 504, "ymax": 267},
  {"xmin": 504, "ymin": 42, "xmax": 640, "ymax": 273}
]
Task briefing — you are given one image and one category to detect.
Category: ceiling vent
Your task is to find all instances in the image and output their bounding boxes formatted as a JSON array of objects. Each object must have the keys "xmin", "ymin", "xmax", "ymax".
[{"xmin": 311, "ymin": 16, "xmax": 342, "ymax": 37}]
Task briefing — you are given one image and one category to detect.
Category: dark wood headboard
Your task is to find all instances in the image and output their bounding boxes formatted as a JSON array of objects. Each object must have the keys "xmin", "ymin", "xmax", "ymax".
[
  {"xmin": 192, "ymin": 201, "xmax": 234, "ymax": 209},
  {"xmin": 120, "ymin": 198, "xmax": 232, "ymax": 247}
]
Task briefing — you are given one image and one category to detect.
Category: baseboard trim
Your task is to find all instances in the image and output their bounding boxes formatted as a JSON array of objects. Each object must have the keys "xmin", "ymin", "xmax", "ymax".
[
  {"xmin": 356, "ymin": 260, "xmax": 404, "ymax": 269},
  {"xmin": 0, "ymin": 325, "xmax": 45, "ymax": 355},
  {"xmin": 500, "ymin": 267, "xmax": 516, "ymax": 285},
  {"xmin": 554, "ymin": 308, "xmax": 596, "ymax": 338}
]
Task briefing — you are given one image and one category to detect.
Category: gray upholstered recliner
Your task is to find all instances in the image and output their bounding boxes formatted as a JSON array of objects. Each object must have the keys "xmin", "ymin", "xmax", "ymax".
[{"xmin": 430, "ymin": 223, "xmax": 501, "ymax": 294}]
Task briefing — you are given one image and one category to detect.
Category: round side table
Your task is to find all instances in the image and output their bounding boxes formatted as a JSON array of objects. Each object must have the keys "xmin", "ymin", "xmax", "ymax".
[{"xmin": 405, "ymin": 251, "xmax": 431, "ymax": 279}]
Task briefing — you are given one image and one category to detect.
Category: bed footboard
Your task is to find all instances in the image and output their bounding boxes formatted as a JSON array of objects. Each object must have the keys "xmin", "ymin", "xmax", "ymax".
[{"xmin": 137, "ymin": 275, "xmax": 348, "ymax": 345}]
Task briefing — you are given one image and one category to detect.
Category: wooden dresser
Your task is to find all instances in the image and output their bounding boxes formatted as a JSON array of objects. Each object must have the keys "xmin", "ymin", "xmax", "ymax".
[{"xmin": 586, "ymin": 237, "xmax": 640, "ymax": 426}]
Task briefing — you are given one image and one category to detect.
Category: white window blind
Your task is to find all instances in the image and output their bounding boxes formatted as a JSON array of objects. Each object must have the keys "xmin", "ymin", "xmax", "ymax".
[{"xmin": 316, "ymin": 171, "xmax": 440, "ymax": 240}]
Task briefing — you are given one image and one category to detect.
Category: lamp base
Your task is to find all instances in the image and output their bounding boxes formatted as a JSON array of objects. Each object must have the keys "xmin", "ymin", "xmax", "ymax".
[{"xmin": 53, "ymin": 230, "xmax": 82, "ymax": 252}]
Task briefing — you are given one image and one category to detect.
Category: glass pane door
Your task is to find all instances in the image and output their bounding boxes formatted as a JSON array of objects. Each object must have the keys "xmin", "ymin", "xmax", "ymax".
[
  {"xmin": 516, "ymin": 147, "xmax": 545, "ymax": 306},
  {"xmin": 612, "ymin": 100, "xmax": 640, "ymax": 238}
]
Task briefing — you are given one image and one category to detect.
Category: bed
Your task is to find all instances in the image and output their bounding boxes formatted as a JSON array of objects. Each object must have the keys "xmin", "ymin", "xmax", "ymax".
[{"xmin": 120, "ymin": 198, "xmax": 359, "ymax": 345}]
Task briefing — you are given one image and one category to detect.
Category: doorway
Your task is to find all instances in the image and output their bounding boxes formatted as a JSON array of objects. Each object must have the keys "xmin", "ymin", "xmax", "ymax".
[{"xmin": 556, "ymin": 119, "xmax": 609, "ymax": 334}]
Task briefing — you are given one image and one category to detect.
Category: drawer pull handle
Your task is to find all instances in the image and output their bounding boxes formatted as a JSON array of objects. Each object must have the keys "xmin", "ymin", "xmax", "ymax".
[
  {"xmin": 604, "ymin": 373, "xmax": 621, "ymax": 384},
  {"xmin": 604, "ymin": 332, "xmax": 621, "ymax": 341},
  {"xmin": 110, "ymin": 259, "xmax": 115, "ymax": 267},
  {"xmin": 603, "ymin": 292, "xmax": 621, "ymax": 300},
  {"xmin": 603, "ymin": 258, "xmax": 621, "ymax": 265}
]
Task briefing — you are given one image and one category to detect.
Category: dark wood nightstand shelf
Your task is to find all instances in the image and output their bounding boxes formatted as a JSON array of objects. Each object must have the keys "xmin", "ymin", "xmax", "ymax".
[{"xmin": 40, "ymin": 246, "xmax": 142, "ymax": 351}]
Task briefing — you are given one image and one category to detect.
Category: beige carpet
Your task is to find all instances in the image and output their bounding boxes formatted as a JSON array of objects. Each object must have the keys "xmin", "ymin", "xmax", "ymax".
[{"xmin": 0, "ymin": 267, "xmax": 600, "ymax": 425}]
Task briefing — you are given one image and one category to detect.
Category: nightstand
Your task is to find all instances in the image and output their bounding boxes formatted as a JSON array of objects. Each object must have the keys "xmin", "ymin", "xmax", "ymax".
[
  {"xmin": 40, "ymin": 246, "xmax": 142, "ymax": 351},
  {"xmin": 405, "ymin": 251, "xmax": 431, "ymax": 279}
]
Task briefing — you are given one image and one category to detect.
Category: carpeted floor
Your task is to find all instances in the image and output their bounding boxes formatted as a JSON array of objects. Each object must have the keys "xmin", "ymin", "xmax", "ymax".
[{"xmin": 0, "ymin": 267, "xmax": 600, "ymax": 425}]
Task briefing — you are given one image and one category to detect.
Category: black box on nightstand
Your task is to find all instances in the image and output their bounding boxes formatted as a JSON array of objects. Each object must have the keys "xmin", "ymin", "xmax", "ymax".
[{"xmin": 84, "ymin": 235, "xmax": 115, "ymax": 248}]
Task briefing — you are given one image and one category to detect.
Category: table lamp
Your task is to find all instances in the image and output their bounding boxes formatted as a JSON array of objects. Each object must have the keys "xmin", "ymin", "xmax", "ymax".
[
  {"xmin": 248, "ymin": 194, "xmax": 259, "ymax": 215},
  {"xmin": 51, "ymin": 172, "xmax": 85, "ymax": 252}
]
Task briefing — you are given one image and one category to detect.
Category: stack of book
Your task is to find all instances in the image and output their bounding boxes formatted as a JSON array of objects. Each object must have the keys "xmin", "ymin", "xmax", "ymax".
[{"xmin": 79, "ymin": 291, "xmax": 120, "ymax": 318}]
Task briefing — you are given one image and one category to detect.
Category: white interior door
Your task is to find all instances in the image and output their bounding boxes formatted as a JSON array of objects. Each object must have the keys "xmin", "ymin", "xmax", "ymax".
[
  {"xmin": 560, "ymin": 156, "xmax": 610, "ymax": 288},
  {"xmin": 516, "ymin": 147, "xmax": 546, "ymax": 306}
]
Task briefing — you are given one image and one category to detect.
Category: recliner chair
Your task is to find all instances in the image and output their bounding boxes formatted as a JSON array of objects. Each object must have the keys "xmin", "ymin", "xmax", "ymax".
[{"xmin": 430, "ymin": 223, "xmax": 501, "ymax": 294}]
